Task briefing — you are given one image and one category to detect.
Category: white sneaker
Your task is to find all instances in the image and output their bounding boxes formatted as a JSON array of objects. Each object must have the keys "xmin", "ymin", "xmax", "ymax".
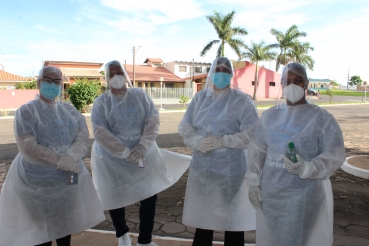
[
  {"xmin": 136, "ymin": 242, "xmax": 159, "ymax": 246},
  {"xmin": 118, "ymin": 233, "xmax": 132, "ymax": 246}
]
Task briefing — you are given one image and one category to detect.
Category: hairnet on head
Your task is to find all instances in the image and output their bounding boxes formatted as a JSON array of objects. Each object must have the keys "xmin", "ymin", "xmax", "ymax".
[
  {"xmin": 281, "ymin": 62, "xmax": 309, "ymax": 88},
  {"xmin": 204, "ymin": 57, "xmax": 234, "ymax": 89},
  {"xmin": 104, "ymin": 60, "xmax": 133, "ymax": 89},
  {"xmin": 37, "ymin": 66, "xmax": 63, "ymax": 82}
]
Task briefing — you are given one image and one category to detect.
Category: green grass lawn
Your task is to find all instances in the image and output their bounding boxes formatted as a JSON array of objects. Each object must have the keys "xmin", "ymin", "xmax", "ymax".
[{"xmin": 320, "ymin": 89, "xmax": 367, "ymax": 97}]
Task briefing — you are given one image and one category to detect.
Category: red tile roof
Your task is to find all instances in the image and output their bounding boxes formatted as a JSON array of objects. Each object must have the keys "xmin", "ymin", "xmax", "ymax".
[
  {"xmin": 0, "ymin": 70, "xmax": 27, "ymax": 81},
  {"xmin": 183, "ymin": 74, "xmax": 208, "ymax": 80},
  {"xmin": 44, "ymin": 61, "xmax": 104, "ymax": 67},
  {"xmin": 124, "ymin": 64, "xmax": 185, "ymax": 83},
  {"xmin": 144, "ymin": 58, "xmax": 164, "ymax": 64}
]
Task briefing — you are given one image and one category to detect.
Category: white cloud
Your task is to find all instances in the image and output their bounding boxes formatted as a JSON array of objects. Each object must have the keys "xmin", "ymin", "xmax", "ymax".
[{"xmin": 34, "ymin": 25, "xmax": 65, "ymax": 34}]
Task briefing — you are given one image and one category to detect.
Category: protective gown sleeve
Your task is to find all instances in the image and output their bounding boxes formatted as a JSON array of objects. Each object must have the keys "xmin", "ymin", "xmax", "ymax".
[
  {"xmin": 300, "ymin": 114, "xmax": 346, "ymax": 180},
  {"xmin": 178, "ymin": 95, "xmax": 203, "ymax": 150},
  {"xmin": 223, "ymin": 97, "xmax": 259, "ymax": 149},
  {"xmin": 14, "ymin": 105, "xmax": 62, "ymax": 166},
  {"xmin": 137, "ymin": 91, "xmax": 160, "ymax": 150},
  {"xmin": 91, "ymin": 98, "xmax": 130, "ymax": 159},
  {"xmin": 245, "ymin": 121, "xmax": 267, "ymax": 186},
  {"xmin": 65, "ymin": 107, "xmax": 89, "ymax": 161}
]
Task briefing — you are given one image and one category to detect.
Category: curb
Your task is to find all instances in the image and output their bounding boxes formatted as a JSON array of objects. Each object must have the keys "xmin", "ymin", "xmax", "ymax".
[
  {"xmin": 341, "ymin": 155, "xmax": 369, "ymax": 179},
  {"xmin": 86, "ymin": 229, "xmax": 256, "ymax": 246}
]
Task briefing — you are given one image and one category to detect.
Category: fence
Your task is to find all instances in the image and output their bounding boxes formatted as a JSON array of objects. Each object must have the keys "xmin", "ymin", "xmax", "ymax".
[{"xmin": 143, "ymin": 87, "xmax": 194, "ymax": 99}]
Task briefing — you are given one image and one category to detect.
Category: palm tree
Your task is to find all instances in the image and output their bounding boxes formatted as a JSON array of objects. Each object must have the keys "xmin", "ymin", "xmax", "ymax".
[
  {"xmin": 200, "ymin": 11, "xmax": 248, "ymax": 59},
  {"xmin": 287, "ymin": 41, "xmax": 315, "ymax": 70},
  {"xmin": 242, "ymin": 40, "xmax": 277, "ymax": 100},
  {"xmin": 270, "ymin": 24, "xmax": 307, "ymax": 71}
]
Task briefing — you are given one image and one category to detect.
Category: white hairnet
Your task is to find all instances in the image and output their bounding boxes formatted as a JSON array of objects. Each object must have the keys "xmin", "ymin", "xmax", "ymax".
[
  {"xmin": 204, "ymin": 57, "xmax": 235, "ymax": 89},
  {"xmin": 281, "ymin": 62, "xmax": 309, "ymax": 88},
  {"xmin": 104, "ymin": 60, "xmax": 133, "ymax": 89}
]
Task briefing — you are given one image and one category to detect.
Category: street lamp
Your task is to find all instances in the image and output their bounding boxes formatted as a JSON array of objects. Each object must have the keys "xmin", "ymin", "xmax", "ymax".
[
  {"xmin": 132, "ymin": 46, "xmax": 142, "ymax": 88},
  {"xmin": 159, "ymin": 77, "xmax": 165, "ymax": 110}
]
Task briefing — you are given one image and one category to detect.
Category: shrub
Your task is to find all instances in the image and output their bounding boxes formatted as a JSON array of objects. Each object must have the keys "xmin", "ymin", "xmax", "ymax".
[
  {"xmin": 326, "ymin": 89, "xmax": 334, "ymax": 103},
  {"xmin": 179, "ymin": 95, "xmax": 190, "ymax": 108},
  {"xmin": 68, "ymin": 78, "xmax": 102, "ymax": 112},
  {"xmin": 14, "ymin": 80, "xmax": 37, "ymax": 89}
]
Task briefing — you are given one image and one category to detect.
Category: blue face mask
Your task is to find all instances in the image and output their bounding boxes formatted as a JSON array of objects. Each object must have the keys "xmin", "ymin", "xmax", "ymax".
[
  {"xmin": 212, "ymin": 72, "xmax": 232, "ymax": 89},
  {"xmin": 40, "ymin": 82, "xmax": 61, "ymax": 100}
]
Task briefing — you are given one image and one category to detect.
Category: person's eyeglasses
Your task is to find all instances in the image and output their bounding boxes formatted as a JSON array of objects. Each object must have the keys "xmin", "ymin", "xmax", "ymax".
[{"xmin": 42, "ymin": 76, "xmax": 62, "ymax": 85}]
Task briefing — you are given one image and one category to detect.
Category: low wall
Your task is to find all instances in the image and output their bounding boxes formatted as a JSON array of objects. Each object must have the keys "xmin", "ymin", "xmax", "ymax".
[{"xmin": 0, "ymin": 90, "xmax": 39, "ymax": 109}]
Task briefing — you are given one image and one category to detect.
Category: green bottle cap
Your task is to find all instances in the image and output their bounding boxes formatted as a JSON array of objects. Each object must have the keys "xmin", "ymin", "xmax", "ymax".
[{"xmin": 288, "ymin": 142, "xmax": 295, "ymax": 148}]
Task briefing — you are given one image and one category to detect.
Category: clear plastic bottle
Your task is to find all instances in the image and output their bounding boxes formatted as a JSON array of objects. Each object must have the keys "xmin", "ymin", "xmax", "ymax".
[
  {"xmin": 66, "ymin": 171, "xmax": 78, "ymax": 185},
  {"xmin": 285, "ymin": 142, "xmax": 299, "ymax": 163},
  {"xmin": 203, "ymin": 125, "xmax": 213, "ymax": 157}
]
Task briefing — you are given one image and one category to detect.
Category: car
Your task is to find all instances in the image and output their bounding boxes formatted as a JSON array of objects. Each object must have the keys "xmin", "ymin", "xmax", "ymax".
[{"xmin": 307, "ymin": 88, "xmax": 317, "ymax": 96}]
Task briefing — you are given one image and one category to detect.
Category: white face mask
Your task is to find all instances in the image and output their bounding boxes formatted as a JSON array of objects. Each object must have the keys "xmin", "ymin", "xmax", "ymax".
[
  {"xmin": 109, "ymin": 75, "xmax": 126, "ymax": 89},
  {"xmin": 283, "ymin": 84, "xmax": 305, "ymax": 103}
]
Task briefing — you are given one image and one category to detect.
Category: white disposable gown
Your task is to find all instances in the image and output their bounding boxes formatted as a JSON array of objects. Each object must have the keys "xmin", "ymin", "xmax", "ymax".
[
  {"xmin": 91, "ymin": 89, "xmax": 190, "ymax": 210},
  {"xmin": 0, "ymin": 98, "xmax": 105, "ymax": 246},
  {"xmin": 246, "ymin": 103, "xmax": 345, "ymax": 246},
  {"xmin": 178, "ymin": 87, "xmax": 259, "ymax": 231}
]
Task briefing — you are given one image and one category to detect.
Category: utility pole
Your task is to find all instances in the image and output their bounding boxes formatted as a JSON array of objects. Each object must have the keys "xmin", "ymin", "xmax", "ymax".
[
  {"xmin": 347, "ymin": 66, "xmax": 350, "ymax": 90},
  {"xmin": 133, "ymin": 46, "xmax": 136, "ymax": 88}
]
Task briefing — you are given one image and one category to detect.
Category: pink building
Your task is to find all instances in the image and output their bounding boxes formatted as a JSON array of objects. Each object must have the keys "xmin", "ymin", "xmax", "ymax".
[{"xmin": 232, "ymin": 61, "xmax": 282, "ymax": 99}]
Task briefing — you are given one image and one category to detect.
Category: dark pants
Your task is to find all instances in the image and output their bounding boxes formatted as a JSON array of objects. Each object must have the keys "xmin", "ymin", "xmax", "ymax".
[
  {"xmin": 192, "ymin": 228, "xmax": 244, "ymax": 246},
  {"xmin": 35, "ymin": 234, "xmax": 71, "ymax": 246},
  {"xmin": 109, "ymin": 194, "xmax": 157, "ymax": 244}
]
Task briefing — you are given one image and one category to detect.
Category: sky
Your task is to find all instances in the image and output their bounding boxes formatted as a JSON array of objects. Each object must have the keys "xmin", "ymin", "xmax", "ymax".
[{"xmin": 0, "ymin": 0, "xmax": 368, "ymax": 85}]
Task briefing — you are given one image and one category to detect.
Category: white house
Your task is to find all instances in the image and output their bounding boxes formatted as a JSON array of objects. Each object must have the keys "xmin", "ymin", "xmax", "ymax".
[
  {"xmin": 164, "ymin": 61, "xmax": 211, "ymax": 88},
  {"xmin": 308, "ymin": 78, "xmax": 331, "ymax": 89}
]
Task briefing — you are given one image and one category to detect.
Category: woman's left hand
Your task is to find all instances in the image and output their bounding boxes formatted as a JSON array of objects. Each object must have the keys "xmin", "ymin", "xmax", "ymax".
[
  {"xmin": 202, "ymin": 136, "xmax": 225, "ymax": 150},
  {"xmin": 281, "ymin": 154, "xmax": 305, "ymax": 175}
]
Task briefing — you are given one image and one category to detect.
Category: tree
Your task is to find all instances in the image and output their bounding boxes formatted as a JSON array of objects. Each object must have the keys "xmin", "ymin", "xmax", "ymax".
[
  {"xmin": 287, "ymin": 41, "xmax": 315, "ymax": 70},
  {"xmin": 349, "ymin": 75, "xmax": 363, "ymax": 86},
  {"xmin": 14, "ymin": 79, "xmax": 37, "ymax": 89},
  {"xmin": 330, "ymin": 80, "xmax": 339, "ymax": 86},
  {"xmin": 179, "ymin": 95, "xmax": 190, "ymax": 109},
  {"xmin": 242, "ymin": 40, "xmax": 276, "ymax": 100},
  {"xmin": 270, "ymin": 25, "xmax": 308, "ymax": 71},
  {"xmin": 200, "ymin": 10, "xmax": 248, "ymax": 59},
  {"xmin": 326, "ymin": 89, "xmax": 334, "ymax": 103},
  {"xmin": 68, "ymin": 78, "xmax": 101, "ymax": 112}
]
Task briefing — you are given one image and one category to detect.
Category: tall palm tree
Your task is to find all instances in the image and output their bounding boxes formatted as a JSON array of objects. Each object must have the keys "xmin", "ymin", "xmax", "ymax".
[
  {"xmin": 270, "ymin": 24, "xmax": 307, "ymax": 71},
  {"xmin": 287, "ymin": 41, "xmax": 315, "ymax": 70},
  {"xmin": 200, "ymin": 11, "xmax": 248, "ymax": 59},
  {"xmin": 242, "ymin": 40, "xmax": 277, "ymax": 100}
]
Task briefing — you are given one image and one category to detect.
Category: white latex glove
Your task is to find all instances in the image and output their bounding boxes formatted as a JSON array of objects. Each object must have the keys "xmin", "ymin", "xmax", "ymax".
[
  {"xmin": 202, "ymin": 136, "xmax": 226, "ymax": 151},
  {"xmin": 127, "ymin": 144, "xmax": 146, "ymax": 164},
  {"xmin": 57, "ymin": 154, "xmax": 81, "ymax": 173},
  {"xmin": 281, "ymin": 154, "xmax": 305, "ymax": 175},
  {"xmin": 249, "ymin": 185, "xmax": 262, "ymax": 209},
  {"xmin": 193, "ymin": 137, "xmax": 208, "ymax": 153}
]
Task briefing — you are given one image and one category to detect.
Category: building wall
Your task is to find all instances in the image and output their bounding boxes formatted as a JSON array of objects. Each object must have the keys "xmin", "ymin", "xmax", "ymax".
[
  {"xmin": 232, "ymin": 62, "xmax": 282, "ymax": 99},
  {"xmin": 164, "ymin": 62, "xmax": 210, "ymax": 80},
  {"xmin": 0, "ymin": 89, "xmax": 39, "ymax": 109},
  {"xmin": 46, "ymin": 63, "xmax": 102, "ymax": 69}
]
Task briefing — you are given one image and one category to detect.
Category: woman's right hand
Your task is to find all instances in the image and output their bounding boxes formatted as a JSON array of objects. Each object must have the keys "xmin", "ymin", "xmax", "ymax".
[{"xmin": 57, "ymin": 154, "xmax": 81, "ymax": 173}]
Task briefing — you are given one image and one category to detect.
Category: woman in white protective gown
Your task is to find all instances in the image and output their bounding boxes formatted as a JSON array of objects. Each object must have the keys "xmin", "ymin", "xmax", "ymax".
[
  {"xmin": 0, "ymin": 66, "xmax": 105, "ymax": 246},
  {"xmin": 178, "ymin": 57, "xmax": 259, "ymax": 246},
  {"xmin": 90, "ymin": 60, "xmax": 190, "ymax": 246},
  {"xmin": 246, "ymin": 62, "xmax": 346, "ymax": 246}
]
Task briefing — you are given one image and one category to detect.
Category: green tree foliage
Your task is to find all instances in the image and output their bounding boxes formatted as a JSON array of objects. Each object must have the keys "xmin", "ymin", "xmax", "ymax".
[
  {"xmin": 287, "ymin": 41, "xmax": 315, "ymax": 70},
  {"xmin": 330, "ymin": 80, "xmax": 339, "ymax": 86},
  {"xmin": 200, "ymin": 10, "xmax": 248, "ymax": 59},
  {"xmin": 326, "ymin": 89, "xmax": 334, "ymax": 103},
  {"xmin": 349, "ymin": 75, "xmax": 363, "ymax": 86},
  {"xmin": 68, "ymin": 78, "xmax": 101, "ymax": 112},
  {"xmin": 242, "ymin": 40, "xmax": 276, "ymax": 100},
  {"xmin": 179, "ymin": 95, "xmax": 190, "ymax": 108},
  {"xmin": 14, "ymin": 80, "xmax": 37, "ymax": 89},
  {"xmin": 270, "ymin": 25, "xmax": 312, "ymax": 71}
]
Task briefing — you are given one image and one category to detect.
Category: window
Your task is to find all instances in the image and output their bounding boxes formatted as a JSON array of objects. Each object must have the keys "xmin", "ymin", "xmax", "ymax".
[
  {"xmin": 150, "ymin": 83, "xmax": 155, "ymax": 87},
  {"xmin": 252, "ymin": 81, "xmax": 259, "ymax": 86},
  {"xmin": 269, "ymin": 82, "xmax": 276, "ymax": 86},
  {"xmin": 145, "ymin": 83, "xmax": 148, "ymax": 88},
  {"xmin": 166, "ymin": 83, "xmax": 174, "ymax": 88},
  {"xmin": 195, "ymin": 67, "xmax": 202, "ymax": 73},
  {"xmin": 179, "ymin": 66, "xmax": 187, "ymax": 72},
  {"xmin": 138, "ymin": 82, "xmax": 142, "ymax": 87},
  {"xmin": 206, "ymin": 67, "xmax": 210, "ymax": 73}
]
